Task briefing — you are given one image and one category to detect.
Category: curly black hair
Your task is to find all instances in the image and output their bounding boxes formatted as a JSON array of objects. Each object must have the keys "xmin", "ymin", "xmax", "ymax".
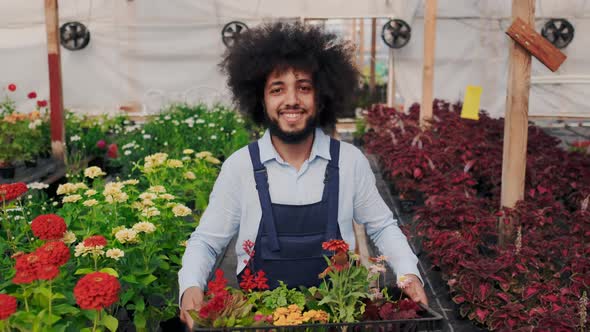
[{"xmin": 220, "ymin": 22, "xmax": 360, "ymax": 128}]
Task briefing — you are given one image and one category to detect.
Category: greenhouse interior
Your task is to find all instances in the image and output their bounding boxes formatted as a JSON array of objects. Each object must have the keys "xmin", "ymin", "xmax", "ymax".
[{"xmin": 0, "ymin": 1, "xmax": 589, "ymax": 331}]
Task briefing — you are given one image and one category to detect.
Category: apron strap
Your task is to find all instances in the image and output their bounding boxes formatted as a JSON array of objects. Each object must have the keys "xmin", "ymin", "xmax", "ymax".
[
  {"xmin": 325, "ymin": 138, "xmax": 340, "ymax": 241},
  {"xmin": 248, "ymin": 142, "xmax": 280, "ymax": 252}
]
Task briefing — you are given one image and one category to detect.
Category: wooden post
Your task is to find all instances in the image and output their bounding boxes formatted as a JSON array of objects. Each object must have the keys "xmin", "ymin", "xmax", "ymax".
[
  {"xmin": 369, "ymin": 18, "xmax": 377, "ymax": 95},
  {"xmin": 359, "ymin": 19, "xmax": 365, "ymax": 70},
  {"xmin": 386, "ymin": 48, "xmax": 395, "ymax": 107},
  {"xmin": 44, "ymin": 0, "xmax": 65, "ymax": 162},
  {"xmin": 499, "ymin": 0, "xmax": 535, "ymax": 246},
  {"xmin": 420, "ymin": 0, "xmax": 437, "ymax": 129}
]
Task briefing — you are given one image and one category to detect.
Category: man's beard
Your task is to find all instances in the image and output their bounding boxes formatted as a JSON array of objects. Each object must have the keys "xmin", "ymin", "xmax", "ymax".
[{"xmin": 265, "ymin": 110, "xmax": 317, "ymax": 144}]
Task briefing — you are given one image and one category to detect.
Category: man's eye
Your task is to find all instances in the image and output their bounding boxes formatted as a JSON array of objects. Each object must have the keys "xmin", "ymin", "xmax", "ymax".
[
  {"xmin": 270, "ymin": 88, "xmax": 282, "ymax": 94},
  {"xmin": 299, "ymin": 86, "xmax": 312, "ymax": 92}
]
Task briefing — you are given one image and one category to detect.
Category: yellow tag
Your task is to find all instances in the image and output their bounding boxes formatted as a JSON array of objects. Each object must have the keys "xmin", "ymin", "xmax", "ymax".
[{"xmin": 461, "ymin": 86, "xmax": 482, "ymax": 120}]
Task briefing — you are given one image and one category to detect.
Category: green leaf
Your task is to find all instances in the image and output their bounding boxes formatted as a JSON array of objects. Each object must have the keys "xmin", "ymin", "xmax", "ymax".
[
  {"xmin": 134, "ymin": 312, "xmax": 147, "ymax": 329},
  {"xmin": 101, "ymin": 314, "xmax": 118, "ymax": 332},
  {"xmin": 135, "ymin": 297, "xmax": 145, "ymax": 312},
  {"xmin": 99, "ymin": 268, "xmax": 119, "ymax": 278},
  {"xmin": 52, "ymin": 303, "xmax": 80, "ymax": 316},
  {"xmin": 121, "ymin": 275, "xmax": 138, "ymax": 284},
  {"xmin": 139, "ymin": 274, "xmax": 157, "ymax": 286},
  {"xmin": 120, "ymin": 289, "xmax": 135, "ymax": 306},
  {"xmin": 75, "ymin": 268, "xmax": 95, "ymax": 275}
]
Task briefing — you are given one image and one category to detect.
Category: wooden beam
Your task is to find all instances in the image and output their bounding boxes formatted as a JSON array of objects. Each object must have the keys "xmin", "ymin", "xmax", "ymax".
[
  {"xmin": 499, "ymin": 0, "xmax": 535, "ymax": 246},
  {"xmin": 387, "ymin": 48, "xmax": 395, "ymax": 107},
  {"xmin": 369, "ymin": 18, "xmax": 377, "ymax": 95},
  {"xmin": 359, "ymin": 19, "xmax": 365, "ymax": 70},
  {"xmin": 420, "ymin": 0, "xmax": 437, "ymax": 129},
  {"xmin": 44, "ymin": 0, "xmax": 65, "ymax": 162}
]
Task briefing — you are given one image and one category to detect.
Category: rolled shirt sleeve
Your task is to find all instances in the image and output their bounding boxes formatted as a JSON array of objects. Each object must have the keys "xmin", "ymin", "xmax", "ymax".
[{"xmin": 351, "ymin": 150, "xmax": 423, "ymax": 284}]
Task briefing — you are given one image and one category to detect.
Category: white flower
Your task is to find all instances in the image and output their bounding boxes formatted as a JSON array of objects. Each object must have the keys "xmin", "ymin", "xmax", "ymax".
[
  {"xmin": 115, "ymin": 228, "xmax": 138, "ymax": 244},
  {"xmin": 124, "ymin": 150, "xmax": 131, "ymax": 156},
  {"xmin": 74, "ymin": 242, "xmax": 105, "ymax": 257},
  {"xmin": 56, "ymin": 183, "xmax": 78, "ymax": 195},
  {"xmin": 396, "ymin": 275, "xmax": 413, "ymax": 289},
  {"xmin": 63, "ymin": 194, "xmax": 82, "ymax": 203},
  {"xmin": 84, "ymin": 166, "xmax": 106, "ymax": 179},
  {"xmin": 70, "ymin": 135, "xmax": 81, "ymax": 142},
  {"xmin": 122, "ymin": 143, "xmax": 135, "ymax": 150},
  {"xmin": 205, "ymin": 156, "xmax": 221, "ymax": 165},
  {"xmin": 85, "ymin": 189, "xmax": 97, "ymax": 196},
  {"xmin": 211, "ymin": 135, "xmax": 217, "ymax": 140},
  {"xmin": 183, "ymin": 149, "xmax": 194, "ymax": 155},
  {"xmin": 141, "ymin": 207, "xmax": 161, "ymax": 218},
  {"xmin": 159, "ymin": 194, "xmax": 175, "ymax": 200},
  {"xmin": 166, "ymin": 159, "xmax": 183, "ymax": 168},
  {"xmin": 368, "ymin": 264, "xmax": 386, "ymax": 275},
  {"xmin": 184, "ymin": 171, "xmax": 196, "ymax": 180},
  {"xmin": 83, "ymin": 199, "xmax": 99, "ymax": 207},
  {"xmin": 182, "ymin": 156, "xmax": 191, "ymax": 161},
  {"xmin": 164, "ymin": 115, "xmax": 171, "ymax": 120},
  {"xmin": 62, "ymin": 231, "xmax": 77, "ymax": 244},
  {"xmin": 196, "ymin": 119, "xmax": 205, "ymax": 124},
  {"xmin": 208, "ymin": 123, "xmax": 215, "ymax": 127},
  {"xmin": 139, "ymin": 192, "xmax": 157, "ymax": 200},
  {"xmin": 132, "ymin": 221, "xmax": 156, "ymax": 234},
  {"xmin": 122, "ymin": 179, "xmax": 139, "ymax": 185},
  {"xmin": 172, "ymin": 204, "xmax": 192, "ymax": 217},
  {"xmin": 27, "ymin": 182, "xmax": 49, "ymax": 190},
  {"xmin": 106, "ymin": 248, "xmax": 125, "ymax": 261},
  {"xmin": 195, "ymin": 151, "xmax": 213, "ymax": 159},
  {"xmin": 172, "ymin": 120, "xmax": 179, "ymax": 126},
  {"xmin": 143, "ymin": 134, "xmax": 152, "ymax": 139},
  {"xmin": 148, "ymin": 185, "xmax": 166, "ymax": 193}
]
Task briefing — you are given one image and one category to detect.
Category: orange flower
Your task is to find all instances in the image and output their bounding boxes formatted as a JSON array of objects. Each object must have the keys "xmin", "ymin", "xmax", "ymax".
[{"xmin": 322, "ymin": 239, "xmax": 349, "ymax": 254}]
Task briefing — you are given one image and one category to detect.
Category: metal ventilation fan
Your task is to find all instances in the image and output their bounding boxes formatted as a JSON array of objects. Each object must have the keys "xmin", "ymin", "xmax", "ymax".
[
  {"xmin": 222, "ymin": 21, "xmax": 248, "ymax": 47},
  {"xmin": 381, "ymin": 19, "xmax": 411, "ymax": 49},
  {"xmin": 60, "ymin": 22, "xmax": 91, "ymax": 51},
  {"xmin": 541, "ymin": 18, "xmax": 574, "ymax": 49}
]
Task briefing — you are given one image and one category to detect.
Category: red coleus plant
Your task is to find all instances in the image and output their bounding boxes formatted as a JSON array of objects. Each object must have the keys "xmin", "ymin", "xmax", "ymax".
[{"xmin": 363, "ymin": 100, "xmax": 590, "ymax": 330}]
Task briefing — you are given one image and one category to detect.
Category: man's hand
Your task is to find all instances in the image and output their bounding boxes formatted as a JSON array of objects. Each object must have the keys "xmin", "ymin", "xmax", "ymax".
[
  {"xmin": 400, "ymin": 274, "xmax": 428, "ymax": 306},
  {"xmin": 179, "ymin": 286, "xmax": 204, "ymax": 330}
]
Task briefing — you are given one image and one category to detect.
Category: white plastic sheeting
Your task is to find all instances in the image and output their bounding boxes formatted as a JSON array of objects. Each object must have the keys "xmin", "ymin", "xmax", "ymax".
[{"xmin": 0, "ymin": 0, "xmax": 589, "ymax": 118}]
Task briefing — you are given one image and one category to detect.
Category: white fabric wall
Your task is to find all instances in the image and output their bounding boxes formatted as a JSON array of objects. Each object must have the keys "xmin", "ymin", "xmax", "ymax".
[{"xmin": 0, "ymin": 0, "xmax": 588, "ymax": 118}]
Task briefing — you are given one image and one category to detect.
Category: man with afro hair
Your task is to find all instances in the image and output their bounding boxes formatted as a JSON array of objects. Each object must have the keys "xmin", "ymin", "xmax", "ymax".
[{"xmin": 179, "ymin": 22, "xmax": 425, "ymax": 328}]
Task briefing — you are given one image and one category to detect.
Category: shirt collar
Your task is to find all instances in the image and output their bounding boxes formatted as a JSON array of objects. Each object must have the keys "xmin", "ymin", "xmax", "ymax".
[{"xmin": 258, "ymin": 127, "xmax": 332, "ymax": 164}]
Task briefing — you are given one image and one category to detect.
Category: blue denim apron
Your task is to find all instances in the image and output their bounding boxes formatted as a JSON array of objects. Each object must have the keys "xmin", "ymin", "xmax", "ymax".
[{"xmin": 239, "ymin": 138, "xmax": 342, "ymax": 289}]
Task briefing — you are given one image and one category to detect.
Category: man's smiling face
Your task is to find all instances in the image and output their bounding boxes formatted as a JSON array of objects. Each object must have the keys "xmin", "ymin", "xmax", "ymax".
[{"xmin": 263, "ymin": 67, "xmax": 317, "ymax": 144}]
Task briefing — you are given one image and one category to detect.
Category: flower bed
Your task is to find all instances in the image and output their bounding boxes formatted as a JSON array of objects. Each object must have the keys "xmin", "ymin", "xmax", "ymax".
[{"xmin": 363, "ymin": 101, "xmax": 589, "ymax": 331}]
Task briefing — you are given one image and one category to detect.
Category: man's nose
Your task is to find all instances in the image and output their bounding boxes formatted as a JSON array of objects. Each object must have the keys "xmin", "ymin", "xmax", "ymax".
[{"xmin": 284, "ymin": 87, "xmax": 300, "ymax": 107}]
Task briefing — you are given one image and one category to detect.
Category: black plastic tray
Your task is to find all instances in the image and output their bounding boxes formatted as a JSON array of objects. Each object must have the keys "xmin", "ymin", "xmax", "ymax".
[{"xmin": 194, "ymin": 304, "xmax": 443, "ymax": 332}]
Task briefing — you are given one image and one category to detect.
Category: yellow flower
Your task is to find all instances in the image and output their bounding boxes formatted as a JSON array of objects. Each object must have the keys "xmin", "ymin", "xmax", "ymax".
[
  {"xmin": 56, "ymin": 183, "xmax": 77, "ymax": 195},
  {"xmin": 141, "ymin": 207, "xmax": 161, "ymax": 218},
  {"xmin": 159, "ymin": 194, "xmax": 175, "ymax": 200},
  {"xmin": 131, "ymin": 201, "xmax": 144, "ymax": 210},
  {"xmin": 62, "ymin": 231, "xmax": 77, "ymax": 244},
  {"xmin": 83, "ymin": 199, "xmax": 99, "ymax": 207},
  {"xmin": 85, "ymin": 189, "xmax": 97, "ymax": 196},
  {"xmin": 111, "ymin": 226, "xmax": 125, "ymax": 236},
  {"xmin": 179, "ymin": 240, "xmax": 187, "ymax": 247},
  {"xmin": 140, "ymin": 199, "xmax": 155, "ymax": 207},
  {"xmin": 106, "ymin": 248, "xmax": 125, "ymax": 261},
  {"xmin": 115, "ymin": 228, "xmax": 138, "ymax": 244},
  {"xmin": 172, "ymin": 204, "xmax": 191, "ymax": 217},
  {"xmin": 148, "ymin": 185, "xmax": 166, "ymax": 193},
  {"xmin": 84, "ymin": 166, "xmax": 106, "ymax": 179},
  {"xmin": 63, "ymin": 194, "xmax": 82, "ymax": 203},
  {"xmin": 204, "ymin": 156, "xmax": 221, "ymax": 165},
  {"xmin": 195, "ymin": 151, "xmax": 213, "ymax": 159},
  {"xmin": 132, "ymin": 221, "xmax": 156, "ymax": 234},
  {"xmin": 184, "ymin": 171, "xmax": 196, "ymax": 180},
  {"xmin": 139, "ymin": 192, "xmax": 157, "ymax": 200},
  {"xmin": 105, "ymin": 192, "xmax": 128, "ymax": 204},
  {"xmin": 183, "ymin": 149, "xmax": 194, "ymax": 155},
  {"xmin": 123, "ymin": 179, "xmax": 139, "ymax": 185},
  {"xmin": 103, "ymin": 182, "xmax": 124, "ymax": 196},
  {"xmin": 166, "ymin": 159, "xmax": 183, "ymax": 168}
]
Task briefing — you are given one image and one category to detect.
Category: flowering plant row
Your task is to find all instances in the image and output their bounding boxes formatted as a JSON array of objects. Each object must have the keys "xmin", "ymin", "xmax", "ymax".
[
  {"xmin": 189, "ymin": 239, "xmax": 427, "ymax": 329},
  {"xmin": 363, "ymin": 101, "xmax": 589, "ymax": 331}
]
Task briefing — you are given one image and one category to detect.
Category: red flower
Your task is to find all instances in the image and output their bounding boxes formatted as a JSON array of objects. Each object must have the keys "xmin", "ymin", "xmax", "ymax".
[
  {"xmin": 107, "ymin": 144, "xmax": 118, "ymax": 159},
  {"xmin": 242, "ymin": 240, "xmax": 255, "ymax": 258},
  {"xmin": 0, "ymin": 294, "xmax": 17, "ymax": 320},
  {"xmin": 239, "ymin": 268, "xmax": 256, "ymax": 291},
  {"xmin": 13, "ymin": 253, "xmax": 43, "ymax": 284},
  {"xmin": 199, "ymin": 291, "xmax": 229, "ymax": 319},
  {"xmin": 253, "ymin": 270, "xmax": 269, "ymax": 290},
  {"xmin": 12, "ymin": 269, "xmax": 37, "ymax": 284},
  {"xmin": 322, "ymin": 239, "xmax": 349, "ymax": 254},
  {"xmin": 206, "ymin": 269, "xmax": 227, "ymax": 296},
  {"xmin": 37, "ymin": 100, "xmax": 48, "ymax": 108},
  {"xmin": 7, "ymin": 84, "xmax": 16, "ymax": 92},
  {"xmin": 27, "ymin": 91, "xmax": 37, "ymax": 99},
  {"xmin": 37, "ymin": 264, "xmax": 60, "ymax": 281},
  {"xmin": 31, "ymin": 214, "xmax": 67, "ymax": 240},
  {"xmin": 35, "ymin": 241, "xmax": 70, "ymax": 266},
  {"xmin": 83, "ymin": 235, "xmax": 107, "ymax": 248},
  {"xmin": 96, "ymin": 140, "xmax": 106, "ymax": 149},
  {"xmin": 74, "ymin": 272, "xmax": 120, "ymax": 310},
  {"xmin": 0, "ymin": 182, "xmax": 28, "ymax": 202}
]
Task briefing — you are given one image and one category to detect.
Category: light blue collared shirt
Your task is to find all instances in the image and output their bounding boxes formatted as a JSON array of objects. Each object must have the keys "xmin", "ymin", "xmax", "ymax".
[{"xmin": 179, "ymin": 127, "xmax": 421, "ymax": 298}]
